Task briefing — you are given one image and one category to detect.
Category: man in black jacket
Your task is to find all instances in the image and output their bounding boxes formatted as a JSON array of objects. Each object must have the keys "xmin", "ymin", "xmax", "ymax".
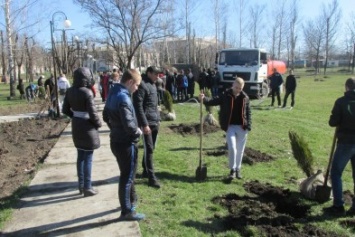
[
  {"xmin": 282, "ymin": 70, "xmax": 297, "ymax": 109},
  {"xmin": 324, "ymin": 78, "xmax": 355, "ymax": 216},
  {"xmin": 133, "ymin": 66, "xmax": 161, "ymax": 188},
  {"xmin": 268, "ymin": 68, "xmax": 284, "ymax": 107}
]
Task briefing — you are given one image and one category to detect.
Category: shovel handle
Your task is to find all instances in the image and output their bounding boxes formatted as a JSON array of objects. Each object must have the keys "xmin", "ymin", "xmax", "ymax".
[
  {"xmin": 199, "ymin": 98, "xmax": 203, "ymax": 167},
  {"xmin": 323, "ymin": 128, "xmax": 338, "ymax": 186}
]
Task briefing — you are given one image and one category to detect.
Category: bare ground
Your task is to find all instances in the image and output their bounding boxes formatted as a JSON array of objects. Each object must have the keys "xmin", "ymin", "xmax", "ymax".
[{"xmin": 0, "ymin": 104, "xmax": 69, "ymax": 199}]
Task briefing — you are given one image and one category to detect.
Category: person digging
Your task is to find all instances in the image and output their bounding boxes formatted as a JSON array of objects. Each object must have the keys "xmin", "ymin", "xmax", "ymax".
[
  {"xmin": 199, "ymin": 77, "xmax": 251, "ymax": 179},
  {"xmin": 323, "ymin": 78, "xmax": 355, "ymax": 216}
]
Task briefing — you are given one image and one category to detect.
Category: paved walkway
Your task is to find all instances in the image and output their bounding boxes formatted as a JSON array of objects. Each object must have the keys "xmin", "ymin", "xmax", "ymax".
[{"xmin": 0, "ymin": 97, "xmax": 142, "ymax": 237}]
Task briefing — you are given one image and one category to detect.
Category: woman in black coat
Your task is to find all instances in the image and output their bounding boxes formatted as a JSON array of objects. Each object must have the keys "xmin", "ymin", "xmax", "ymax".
[{"xmin": 62, "ymin": 67, "xmax": 102, "ymax": 197}]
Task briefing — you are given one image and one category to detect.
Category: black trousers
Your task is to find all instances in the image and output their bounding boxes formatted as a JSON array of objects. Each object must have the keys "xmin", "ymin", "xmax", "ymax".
[
  {"xmin": 271, "ymin": 87, "xmax": 281, "ymax": 106},
  {"xmin": 142, "ymin": 124, "xmax": 159, "ymax": 180},
  {"xmin": 111, "ymin": 142, "xmax": 138, "ymax": 215},
  {"xmin": 283, "ymin": 90, "xmax": 295, "ymax": 107}
]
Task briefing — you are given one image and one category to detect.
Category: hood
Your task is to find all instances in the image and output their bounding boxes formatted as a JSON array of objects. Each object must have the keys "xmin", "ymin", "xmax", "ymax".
[
  {"xmin": 345, "ymin": 90, "xmax": 355, "ymax": 99},
  {"xmin": 73, "ymin": 67, "xmax": 93, "ymax": 87}
]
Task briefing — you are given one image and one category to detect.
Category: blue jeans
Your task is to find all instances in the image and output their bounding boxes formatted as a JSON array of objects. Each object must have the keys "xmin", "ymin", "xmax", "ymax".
[
  {"xmin": 77, "ymin": 149, "xmax": 94, "ymax": 190},
  {"xmin": 330, "ymin": 143, "xmax": 355, "ymax": 207},
  {"xmin": 111, "ymin": 142, "xmax": 138, "ymax": 215}
]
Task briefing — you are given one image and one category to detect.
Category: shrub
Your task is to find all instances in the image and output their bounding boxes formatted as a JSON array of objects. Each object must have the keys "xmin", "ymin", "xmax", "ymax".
[
  {"xmin": 163, "ymin": 90, "xmax": 173, "ymax": 112},
  {"xmin": 289, "ymin": 130, "xmax": 314, "ymax": 177}
]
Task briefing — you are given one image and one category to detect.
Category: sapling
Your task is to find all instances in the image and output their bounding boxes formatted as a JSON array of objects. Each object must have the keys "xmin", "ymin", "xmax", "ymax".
[
  {"xmin": 161, "ymin": 90, "xmax": 176, "ymax": 121},
  {"xmin": 203, "ymin": 89, "xmax": 218, "ymax": 126},
  {"xmin": 288, "ymin": 130, "xmax": 315, "ymax": 177}
]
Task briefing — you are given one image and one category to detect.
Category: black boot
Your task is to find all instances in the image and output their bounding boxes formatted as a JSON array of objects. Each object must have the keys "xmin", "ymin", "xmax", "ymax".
[
  {"xmin": 148, "ymin": 179, "xmax": 161, "ymax": 189},
  {"xmin": 228, "ymin": 169, "xmax": 236, "ymax": 179},
  {"xmin": 236, "ymin": 170, "xmax": 242, "ymax": 179}
]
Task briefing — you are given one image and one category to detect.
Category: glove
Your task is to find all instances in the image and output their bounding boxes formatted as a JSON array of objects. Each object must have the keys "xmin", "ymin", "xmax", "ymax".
[{"xmin": 136, "ymin": 128, "xmax": 143, "ymax": 136}]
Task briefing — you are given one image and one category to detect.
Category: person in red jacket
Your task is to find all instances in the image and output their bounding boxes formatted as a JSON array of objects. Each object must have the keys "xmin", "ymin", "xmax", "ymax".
[{"xmin": 100, "ymin": 71, "xmax": 110, "ymax": 102}]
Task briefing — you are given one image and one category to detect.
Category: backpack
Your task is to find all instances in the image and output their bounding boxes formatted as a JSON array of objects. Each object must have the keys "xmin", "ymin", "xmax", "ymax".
[{"xmin": 176, "ymin": 75, "xmax": 184, "ymax": 88}]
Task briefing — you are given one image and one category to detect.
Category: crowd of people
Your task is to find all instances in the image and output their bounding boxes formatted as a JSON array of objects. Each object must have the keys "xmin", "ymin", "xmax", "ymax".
[
  {"xmin": 58, "ymin": 65, "xmax": 253, "ymax": 221},
  {"xmin": 19, "ymin": 64, "xmax": 355, "ymax": 221}
]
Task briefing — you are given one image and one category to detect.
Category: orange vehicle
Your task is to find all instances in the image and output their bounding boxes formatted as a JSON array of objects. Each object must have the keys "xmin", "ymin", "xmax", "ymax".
[{"xmin": 216, "ymin": 48, "xmax": 287, "ymax": 98}]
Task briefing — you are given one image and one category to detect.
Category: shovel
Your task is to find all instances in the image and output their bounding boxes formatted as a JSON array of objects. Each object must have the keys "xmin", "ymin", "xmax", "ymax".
[
  {"xmin": 315, "ymin": 128, "xmax": 338, "ymax": 203},
  {"xmin": 196, "ymin": 97, "xmax": 207, "ymax": 181}
]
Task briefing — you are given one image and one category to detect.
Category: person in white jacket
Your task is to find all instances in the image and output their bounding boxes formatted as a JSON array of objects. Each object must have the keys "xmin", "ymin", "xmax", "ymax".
[{"xmin": 58, "ymin": 74, "xmax": 71, "ymax": 110}]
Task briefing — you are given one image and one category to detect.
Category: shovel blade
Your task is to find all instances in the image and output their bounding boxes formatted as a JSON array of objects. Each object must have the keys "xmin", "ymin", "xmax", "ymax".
[
  {"xmin": 315, "ymin": 185, "xmax": 332, "ymax": 203},
  {"xmin": 195, "ymin": 165, "xmax": 207, "ymax": 181}
]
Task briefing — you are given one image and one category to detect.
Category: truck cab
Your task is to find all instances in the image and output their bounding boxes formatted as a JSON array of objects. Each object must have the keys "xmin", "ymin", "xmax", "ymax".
[{"xmin": 216, "ymin": 48, "xmax": 269, "ymax": 99}]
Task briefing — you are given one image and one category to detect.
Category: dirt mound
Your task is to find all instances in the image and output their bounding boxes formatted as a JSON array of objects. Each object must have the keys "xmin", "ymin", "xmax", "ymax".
[
  {"xmin": 212, "ymin": 180, "xmax": 345, "ymax": 236},
  {"xmin": 168, "ymin": 123, "xmax": 220, "ymax": 135},
  {"xmin": 0, "ymin": 117, "xmax": 69, "ymax": 199},
  {"xmin": 206, "ymin": 147, "xmax": 274, "ymax": 164}
]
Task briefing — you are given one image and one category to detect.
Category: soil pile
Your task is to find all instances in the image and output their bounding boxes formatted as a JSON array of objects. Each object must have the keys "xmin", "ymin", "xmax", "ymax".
[
  {"xmin": 0, "ymin": 117, "xmax": 69, "ymax": 199},
  {"xmin": 213, "ymin": 180, "xmax": 346, "ymax": 237}
]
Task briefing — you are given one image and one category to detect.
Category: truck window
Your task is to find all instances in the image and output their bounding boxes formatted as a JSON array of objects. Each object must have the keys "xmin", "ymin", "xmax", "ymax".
[
  {"xmin": 260, "ymin": 52, "xmax": 267, "ymax": 64},
  {"xmin": 220, "ymin": 50, "xmax": 259, "ymax": 66}
]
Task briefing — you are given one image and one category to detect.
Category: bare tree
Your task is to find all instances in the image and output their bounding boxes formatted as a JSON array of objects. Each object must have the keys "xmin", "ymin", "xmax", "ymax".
[
  {"xmin": 180, "ymin": 0, "xmax": 201, "ymax": 64},
  {"xmin": 24, "ymin": 36, "xmax": 36, "ymax": 82},
  {"xmin": 4, "ymin": 0, "xmax": 16, "ymax": 97},
  {"xmin": 322, "ymin": 0, "xmax": 341, "ymax": 75},
  {"xmin": 2, "ymin": 0, "xmax": 44, "ymax": 98},
  {"xmin": 234, "ymin": 0, "xmax": 248, "ymax": 47},
  {"xmin": 288, "ymin": 0, "xmax": 299, "ymax": 70},
  {"xmin": 13, "ymin": 34, "xmax": 25, "ymax": 82},
  {"xmin": 211, "ymin": 0, "xmax": 227, "ymax": 51},
  {"xmin": 0, "ymin": 31, "xmax": 7, "ymax": 81},
  {"xmin": 75, "ymin": 0, "xmax": 179, "ymax": 69},
  {"xmin": 272, "ymin": 0, "xmax": 287, "ymax": 59},
  {"xmin": 303, "ymin": 16, "xmax": 326, "ymax": 74},
  {"xmin": 348, "ymin": 12, "xmax": 355, "ymax": 73},
  {"xmin": 249, "ymin": 4, "xmax": 265, "ymax": 49}
]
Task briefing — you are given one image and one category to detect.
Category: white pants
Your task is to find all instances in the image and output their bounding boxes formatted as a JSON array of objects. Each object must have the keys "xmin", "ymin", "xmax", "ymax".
[
  {"xmin": 59, "ymin": 94, "xmax": 65, "ymax": 111},
  {"xmin": 226, "ymin": 125, "xmax": 248, "ymax": 171}
]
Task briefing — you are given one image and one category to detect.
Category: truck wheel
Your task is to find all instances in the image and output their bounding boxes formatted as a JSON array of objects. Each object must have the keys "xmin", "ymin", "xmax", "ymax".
[{"xmin": 261, "ymin": 82, "xmax": 269, "ymax": 98}]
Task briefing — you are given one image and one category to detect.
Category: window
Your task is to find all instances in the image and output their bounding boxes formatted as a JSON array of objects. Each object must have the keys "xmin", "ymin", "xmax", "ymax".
[{"xmin": 219, "ymin": 50, "xmax": 259, "ymax": 66}]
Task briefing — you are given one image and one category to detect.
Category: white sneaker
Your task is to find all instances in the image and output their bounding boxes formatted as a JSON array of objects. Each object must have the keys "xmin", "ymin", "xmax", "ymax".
[{"xmin": 290, "ymin": 107, "xmax": 293, "ymax": 110}]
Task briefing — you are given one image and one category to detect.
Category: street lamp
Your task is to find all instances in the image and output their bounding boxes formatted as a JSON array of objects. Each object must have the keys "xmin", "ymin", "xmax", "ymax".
[{"xmin": 50, "ymin": 11, "xmax": 71, "ymax": 117}]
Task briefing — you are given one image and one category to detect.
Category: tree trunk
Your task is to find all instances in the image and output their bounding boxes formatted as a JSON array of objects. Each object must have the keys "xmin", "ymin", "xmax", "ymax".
[
  {"xmin": 17, "ymin": 63, "xmax": 21, "ymax": 81},
  {"xmin": 1, "ymin": 31, "xmax": 6, "ymax": 79},
  {"xmin": 5, "ymin": 0, "xmax": 16, "ymax": 98}
]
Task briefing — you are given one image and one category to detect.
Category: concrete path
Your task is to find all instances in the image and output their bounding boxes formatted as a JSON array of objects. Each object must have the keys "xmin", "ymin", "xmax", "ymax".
[{"xmin": 0, "ymin": 98, "xmax": 142, "ymax": 237}]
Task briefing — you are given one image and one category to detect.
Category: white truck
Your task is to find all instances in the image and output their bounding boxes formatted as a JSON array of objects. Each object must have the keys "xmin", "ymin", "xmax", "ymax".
[{"xmin": 215, "ymin": 48, "xmax": 286, "ymax": 98}]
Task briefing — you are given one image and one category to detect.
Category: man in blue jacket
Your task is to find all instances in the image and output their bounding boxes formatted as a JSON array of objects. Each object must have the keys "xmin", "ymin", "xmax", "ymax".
[{"xmin": 103, "ymin": 69, "xmax": 145, "ymax": 221}]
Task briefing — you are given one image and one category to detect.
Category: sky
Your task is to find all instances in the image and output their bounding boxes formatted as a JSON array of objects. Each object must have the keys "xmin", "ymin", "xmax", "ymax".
[{"xmin": 1, "ymin": 0, "xmax": 354, "ymax": 48}]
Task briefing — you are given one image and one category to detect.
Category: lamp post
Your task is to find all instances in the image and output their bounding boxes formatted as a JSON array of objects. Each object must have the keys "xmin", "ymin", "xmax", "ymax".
[{"xmin": 50, "ymin": 11, "xmax": 71, "ymax": 117}]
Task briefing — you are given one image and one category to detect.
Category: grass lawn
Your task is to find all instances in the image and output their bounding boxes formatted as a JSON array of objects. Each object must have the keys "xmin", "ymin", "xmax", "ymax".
[
  {"xmin": 0, "ymin": 70, "xmax": 354, "ymax": 236},
  {"xmin": 136, "ymin": 71, "xmax": 355, "ymax": 236}
]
